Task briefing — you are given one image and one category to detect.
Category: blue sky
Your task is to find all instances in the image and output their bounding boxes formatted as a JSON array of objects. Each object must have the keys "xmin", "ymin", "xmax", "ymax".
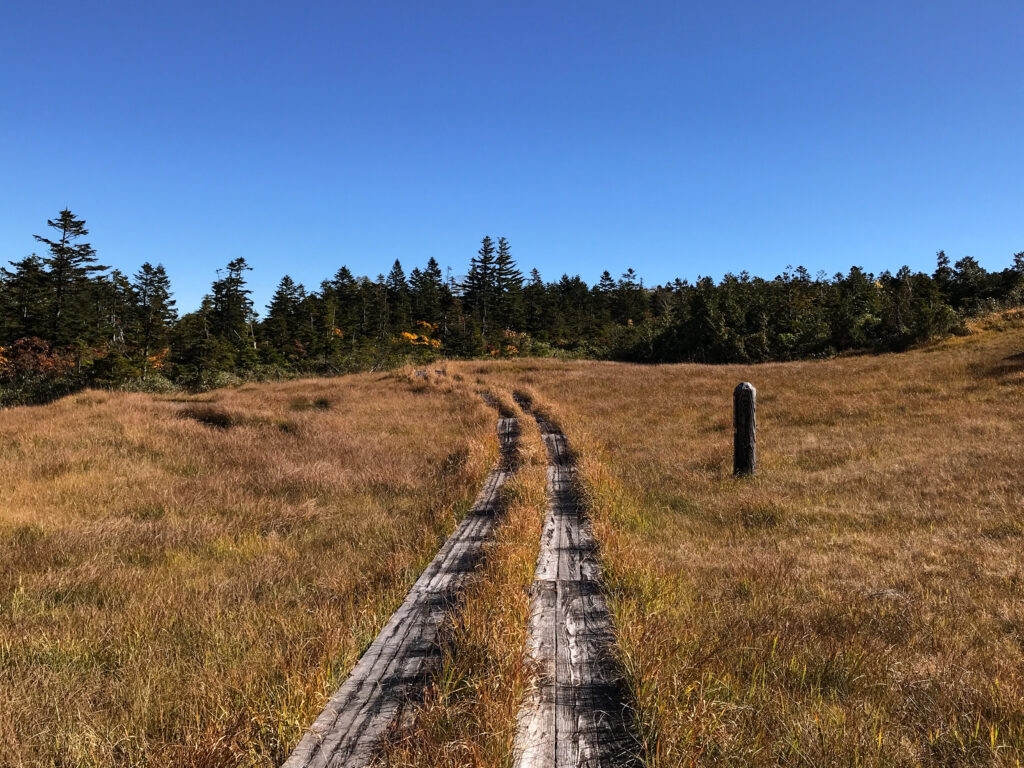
[{"xmin": 2, "ymin": 1, "xmax": 1022, "ymax": 313}]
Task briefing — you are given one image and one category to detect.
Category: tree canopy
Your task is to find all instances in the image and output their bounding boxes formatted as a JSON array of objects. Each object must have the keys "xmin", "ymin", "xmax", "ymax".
[{"xmin": 3, "ymin": 209, "xmax": 1022, "ymax": 405}]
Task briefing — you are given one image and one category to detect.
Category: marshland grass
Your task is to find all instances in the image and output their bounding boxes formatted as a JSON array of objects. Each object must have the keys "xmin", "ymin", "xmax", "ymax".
[
  {"xmin": 0, "ymin": 373, "xmax": 495, "ymax": 767},
  {"xmin": 378, "ymin": 390, "xmax": 548, "ymax": 767},
  {"xmin": 4, "ymin": 313, "xmax": 1023, "ymax": 768},
  {"xmin": 460, "ymin": 310, "xmax": 1024, "ymax": 766}
]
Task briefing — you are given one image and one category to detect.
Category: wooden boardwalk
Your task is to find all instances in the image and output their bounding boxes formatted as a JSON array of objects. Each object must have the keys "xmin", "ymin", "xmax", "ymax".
[
  {"xmin": 513, "ymin": 404, "xmax": 637, "ymax": 768},
  {"xmin": 283, "ymin": 416, "xmax": 520, "ymax": 768}
]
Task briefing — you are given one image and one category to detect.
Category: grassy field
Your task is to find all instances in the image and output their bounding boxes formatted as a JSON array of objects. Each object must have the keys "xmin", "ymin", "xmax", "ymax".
[
  {"xmin": 0, "ymin": 373, "xmax": 498, "ymax": 768},
  {"xmin": 3, "ymin": 313, "xmax": 1022, "ymax": 767},
  {"xmin": 460, "ymin": 309, "xmax": 1024, "ymax": 766},
  {"xmin": 378, "ymin": 391, "xmax": 549, "ymax": 768}
]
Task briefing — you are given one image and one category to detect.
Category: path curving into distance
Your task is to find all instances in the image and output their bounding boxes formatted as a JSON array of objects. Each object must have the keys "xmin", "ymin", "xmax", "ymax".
[
  {"xmin": 513, "ymin": 397, "xmax": 638, "ymax": 768},
  {"xmin": 283, "ymin": 413, "xmax": 520, "ymax": 768}
]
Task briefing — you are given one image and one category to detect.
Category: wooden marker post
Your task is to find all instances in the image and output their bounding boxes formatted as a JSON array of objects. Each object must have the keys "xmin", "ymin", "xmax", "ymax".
[{"xmin": 733, "ymin": 382, "xmax": 756, "ymax": 476}]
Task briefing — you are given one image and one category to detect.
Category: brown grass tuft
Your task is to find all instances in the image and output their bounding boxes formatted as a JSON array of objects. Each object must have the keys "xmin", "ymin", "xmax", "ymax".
[
  {"xmin": 0, "ymin": 375, "xmax": 495, "ymax": 767},
  {"xmin": 179, "ymin": 404, "xmax": 236, "ymax": 429},
  {"xmin": 458, "ymin": 310, "xmax": 1024, "ymax": 766},
  {"xmin": 378, "ymin": 390, "xmax": 547, "ymax": 767},
  {"xmin": 5, "ymin": 311, "xmax": 1023, "ymax": 766}
]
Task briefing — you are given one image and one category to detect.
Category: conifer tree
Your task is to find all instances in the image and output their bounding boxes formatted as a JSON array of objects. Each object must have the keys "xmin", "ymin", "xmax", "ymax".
[
  {"xmin": 6, "ymin": 215, "xmax": 1024, "ymax": 393},
  {"xmin": 33, "ymin": 209, "xmax": 108, "ymax": 345},
  {"xmin": 494, "ymin": 237, "xmax": 523, "ymax": 329},
  {"xmin": 264, "ymin": 275, "xmax": 306, "ymax": 356},
  {"xmin": 463, "ymin": 236, "xmax": 496, "ymax": 337},
  {"xmin": 616, "ymin": 268, "xmax": 648, "ymax": 325},
  {"xmin": 372, "ymin": 274, "xmax": 389, "ymax": 338},
  {"xmin": 0, "ymin": 255, "xmax": 50, "ymax": 342},
  {"xmin": 132, "ymin": 263, "xmax": 176, "ymax": 378},
  {"xmin": 1012, "ymin": 252, "xmax": 1024, "ymax": 304},
  {"xmin": 522, "ymin": 268, "xmax": 555, "ymax": 337},
  {"xmin": 99, "ymin": 269, "xmax": 136, "ymax": 347},
  {"xmin": 210, "ymin": 258, "xmax": 256, "ymax": 361},
  {"xmin": 951, "ymin": 256, "xmax": 989, "ymax": 311},
  {"xmin": 933, "ymin": 250, "xmax": 954, "ymax": 298},
  {"xmin": 594, "ymin": 270, "xmax": 617, "ymax": 325},
  {"xmin": 386, "ymin": 260, "xmax": 410, "ymax": 329},
  {"xmin": 409, "ymin": 257, "xmax": 445, "ymax": 325},
  {"xmin": 327, "ymin": 266, "xmax": 359, "ymax": 340}
]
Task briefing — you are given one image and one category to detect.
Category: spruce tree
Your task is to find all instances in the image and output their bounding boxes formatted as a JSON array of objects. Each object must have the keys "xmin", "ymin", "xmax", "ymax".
[
  {"xmin": 494, "ymin": 237, "xmax": 523, "ymax": 330},
  {"xmin": 1012, "ymin": 252, "xmax": 1024, "ymax": 303},
  {"xmin": 210, "ymin": 258, "xmax": 256, "ymax": 362},
  {"xmin": 594, "ymin": 270, "xmax": 617, "ymax": 325},
  {"xmin": 952, "ymin": 256, "xmax": 987, "ymax": 311},
  {"xmin": 33, "ymin": 209, "xmax": 108, "ymax": 345},
  {"xmin": 328, "ymin": 266, "xmax": 359, "ymax": 340},
  {"xmin": 99, "ymin": 269, "xmax": 136, "ymax": 347},
  {"xmin": 410, "ymin": 257, "xmax": 445, "ymax": 325},
  {"xmin": 463, "ymin": 236, "xmax": 496, "ymax": 337},
  {"xmin": 933, "ymin": 250, "xmax": 954, "ymax": 299},
  {"xmin": 132, "ymin": 263, "xmax": 176, "ymax": 378},
  {"xmin": 616, "ymin": 268, "xmax": 649, "ymax": 325},
  {"xmin": 264, "ymin": 275, "xmax": 306, "ymax": 356},
  {"xmin": 371, "ymin": 274, "xmax": 389, "ymax": 338},
  {"xmin": 386, "ymin": 260, "xmax": 410, "ymax": 329},
  {"xmin": 522, "ymin": 268, "xmax": 554, "ymax": 338},
  {"xmin": 0, "ymin": 255, "xmax": 51, "ymax": 342}
]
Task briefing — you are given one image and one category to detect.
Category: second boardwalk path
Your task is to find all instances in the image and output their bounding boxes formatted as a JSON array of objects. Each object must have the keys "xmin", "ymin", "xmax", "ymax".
[
  {"xmin": 514, "ymin": 402, "xmax": 637, "ymax": 768},
  {"xmin": 283, "ymin": 415, "xmax": 520, "ymax": 768}
]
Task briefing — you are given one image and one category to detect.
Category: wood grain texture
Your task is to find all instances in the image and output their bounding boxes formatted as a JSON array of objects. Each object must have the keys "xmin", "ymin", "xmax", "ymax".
[
  {"xmin": 514, "ymin": 406, "xmax": 638, "ymax": 768},
  {"xmin": 283, "ymin": 416, "xmax": 520, "ymax": 768}
]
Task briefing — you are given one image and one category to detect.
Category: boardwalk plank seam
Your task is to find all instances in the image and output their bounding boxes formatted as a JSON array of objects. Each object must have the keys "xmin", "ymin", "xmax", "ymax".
[
  {"xmin": 513, "ymin": 400, "xmax": 638, "ymax": 768},
  {"xmin": 283, "ymin": 415, "xmax": 520, "ymax": 768}
]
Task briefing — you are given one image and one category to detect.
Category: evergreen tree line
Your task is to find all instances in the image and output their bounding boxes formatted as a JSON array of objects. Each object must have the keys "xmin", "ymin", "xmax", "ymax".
[{"xmin": 2, "ymin": 210, "xmax": 1022, "ymax": 404}]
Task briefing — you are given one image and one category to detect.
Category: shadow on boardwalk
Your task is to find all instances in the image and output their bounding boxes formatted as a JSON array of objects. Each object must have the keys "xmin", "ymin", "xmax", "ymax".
[
  {"xmin": 283, "ymin": 415, "xmax": 520, "ymax": 768},
  {"xmin": 514, "ymin": 397, "xmax": 640, "ymax": 768}
]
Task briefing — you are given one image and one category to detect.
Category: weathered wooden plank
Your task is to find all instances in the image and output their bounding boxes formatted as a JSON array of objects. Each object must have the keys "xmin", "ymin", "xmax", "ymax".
[
  {"xmin": 283, "ymin": 416, "xmax": 520, "ymax": 768},
  {"xmin": 515, "ymin": 579, "xmax": 558, "ymax": 768},
  {"xmin": 514, "ymin": 407, "xmax": 637, "ymax": 768}
]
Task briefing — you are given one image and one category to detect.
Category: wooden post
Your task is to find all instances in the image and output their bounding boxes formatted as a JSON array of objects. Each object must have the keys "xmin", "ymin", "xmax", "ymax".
[{"xmin": 733, "ymin": 382, "xmax": 756, "ymax": 476}]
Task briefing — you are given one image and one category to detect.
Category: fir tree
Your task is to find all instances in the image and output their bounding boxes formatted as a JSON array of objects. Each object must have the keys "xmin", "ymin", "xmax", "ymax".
[
  {"xmin": 410, "ymin": 257, "xmax": 445, "ymax": 325},
  {"xmin": 0, "ymin": 255, "xmax": 50, "ymax": 342},
  {"xmin": 210, "ymin": 258, "xmax": 256, "ymax": 360},
  {"xmin": 386, "ymin": 260, "xmax": 410, "ymax": 329},
  {"xmin": 522, "ymin": 268, "xmax": 551, "ymax": 337},
  {"xmin": 133, "ymin": 263, "xmax": 176, "ymax": 378},
  {"xmin": 33, "ymin": 209, "xmax": 108, "ymax": 345},
  {"xmin": 933, "ymin": 250, "xmax": 954, "ymax": 296},
  {"xmin": 264, "ymin": 275, "xmax": 306, "ymax": 356},
  {"xmin": 616, "ymin": 268, "xmax": 648, "ymax": 325},
  {"xmin": 594, "ymin": 270, "xmax": 617, "ymax": 325},
  {"xmin": 328, "ymin": 266, "xmax": 359, "ymax": 340},
  {"xmin": 1007, "ymin": 250, "xmax": 1024, "ymax": 303},
  {"xmin": 494, "ymin": 237, "xmax": 523, "ymax": 329},
  {"xmin": 463, "ymin": 236, "xmax": 496, "ymax": 336}
]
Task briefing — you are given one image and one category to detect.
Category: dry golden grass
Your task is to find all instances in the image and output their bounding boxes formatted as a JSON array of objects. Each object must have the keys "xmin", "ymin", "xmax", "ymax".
[
  {"xmin": 5, "ymin": 315, "xmax": 1023, "ymax": 768},
  {"xmin": 0, "ymin": 372, "xmax": 496, "ymax": 768},
  {"xmin": 378, "ymin": 389, "xmax": 548, "ymax": 768},
  {"xmin": 459, "ymin": 310, "xmax": 1024, "ymax": 767}
]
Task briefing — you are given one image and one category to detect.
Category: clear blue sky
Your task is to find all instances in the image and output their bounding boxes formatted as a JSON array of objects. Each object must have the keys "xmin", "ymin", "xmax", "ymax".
[{"xmin": 2, "ymin": 1, "xmax": 1022, "ymax": 313}]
